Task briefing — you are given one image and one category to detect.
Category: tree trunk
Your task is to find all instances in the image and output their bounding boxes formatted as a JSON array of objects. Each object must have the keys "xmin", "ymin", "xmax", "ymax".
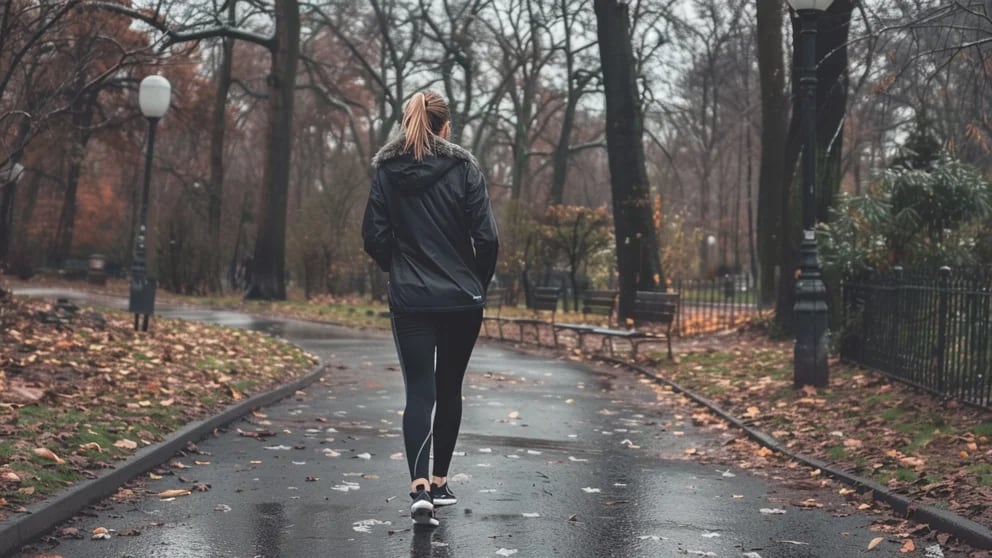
[
  {"xmin": 205, "ymin": 2, "xmax": 236, "ymax": 293},
  {"xmin": 594, "ymin": 0, "xmax": 663, "ymax": 321},
  {"xmin": 246, "ymin": 0, "xmax": 300, "ymax": 301},
  {"xmin": 756, "ymin": 0, "xmax": 788, "ymax": 310},
  {"xmin": 52, "ymin": 99, "xmax": 94, "ymax": 265},
  {"xmin": 549, "ymin": 90, "xmax": 579, "ymax": 205},
  {"xmin": 0, "ymin": 119, "xmax": 30, "ymax": 264}
]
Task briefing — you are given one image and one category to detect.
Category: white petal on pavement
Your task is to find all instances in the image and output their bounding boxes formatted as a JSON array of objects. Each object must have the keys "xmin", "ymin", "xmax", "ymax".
[
  {"xmin": 522, "ymin": 512, "xmax": 540, "ymax": 518},
  {"xmin": 759, "ymin": 508, "xmax": 787, "ymax": 515},
  {"xmin": 924, "ymin": 545, "xmax": 945, "ymax": 558},
  {"xmin": 569, "ymin": 456, "xmax": 588, "ymax": 462},
  {"xmin": 701, "ymin": 532, "xmax": 720, "ymax": 538},
  {"xmin": 356, "ymin": 452, "xmax": 372, "ymax": 460},
  {"xmin": 581, "ymin": 487, "xmax": 601, "ymax": 493},
  {"xmin": 495, "ymin": 549, "xmax": 518, "ymax": 557},
  {"xmin": 352, "ymin": 519, "xmax": 391, "ymax": 533},
  {"xmin": 264, "ymin": 445, "xmax": 293, "ymax": 451}
]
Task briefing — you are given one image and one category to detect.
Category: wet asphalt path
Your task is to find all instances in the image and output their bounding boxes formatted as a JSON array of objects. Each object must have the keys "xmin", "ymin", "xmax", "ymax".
[{"xmin": 11, "ymin": 290, "xmax": 915, "ymax": 557}]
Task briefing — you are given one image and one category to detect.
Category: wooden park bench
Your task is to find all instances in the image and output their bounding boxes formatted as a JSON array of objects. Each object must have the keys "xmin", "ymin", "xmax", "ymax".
[
  {"xmin": 481, "ymin": 287, "xmax": 507, "ymax": 338},
  {"xmin": 584, "ymin": 290, "xmax": 679, "ymax": 360},
  {"xmin": 553, "ymin": 289, "xmax": 618, "ymax": 350},
  {"xmin": 500, "ymin": 286, "xmax": 562, "ymax": 347}
]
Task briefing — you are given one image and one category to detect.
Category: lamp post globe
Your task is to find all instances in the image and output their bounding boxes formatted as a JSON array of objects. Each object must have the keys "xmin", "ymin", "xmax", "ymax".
[
  {"xmin": 787, "ymin": 0, "xmax": 831, "ymax": 388},
  {"xmin": 130, "ymin": 75, "xmax": 171, "ymax": 331},
  {"xmin": 139, "ymin": 75, "xmax": 171, "ymax": 119}
]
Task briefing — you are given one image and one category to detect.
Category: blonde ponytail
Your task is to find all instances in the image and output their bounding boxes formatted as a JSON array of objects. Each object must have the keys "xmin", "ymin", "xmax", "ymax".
[{"xmin": 402, "ymin": 91, "xmax": 451, "ymax": 161}]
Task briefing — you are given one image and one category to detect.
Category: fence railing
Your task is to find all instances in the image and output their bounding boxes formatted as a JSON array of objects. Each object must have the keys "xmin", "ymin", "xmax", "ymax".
[
  {"xmin": 671, "ymin": 274, "xmax": 761, "ymax": 336},
  {"xmin": 842, "ymin": 268, "xmax": 992, "ymax": 409}
]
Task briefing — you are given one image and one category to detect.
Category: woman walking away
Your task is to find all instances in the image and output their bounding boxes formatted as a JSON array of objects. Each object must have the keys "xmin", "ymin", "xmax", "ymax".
[{"xmin": 362, "ymin": 90, "xmax": 499, "ymax": 527}]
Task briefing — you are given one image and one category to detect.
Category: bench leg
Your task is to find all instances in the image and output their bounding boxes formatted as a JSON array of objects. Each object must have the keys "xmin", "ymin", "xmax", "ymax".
[
  {"xmin": 667, "ymin": 335, "xmax": 673, "ymax": 361},
  {"xmin": 631, "ymin": 339, "xmax": 638, "ymax": 360},
  {"xmin": 551, "ymin": 327, "xmax": 559, "ymax": 350}
]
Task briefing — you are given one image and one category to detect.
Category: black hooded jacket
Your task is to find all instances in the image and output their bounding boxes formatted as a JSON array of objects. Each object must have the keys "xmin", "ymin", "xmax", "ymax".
[{"xmin": 362, "ymin": 135, "xmax": 499, "ymax": 313}]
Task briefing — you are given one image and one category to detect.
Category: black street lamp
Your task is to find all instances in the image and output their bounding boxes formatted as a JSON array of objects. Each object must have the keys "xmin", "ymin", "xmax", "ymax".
[
  {"xmin": 130, "ymin": 75, "xmax": 171, "ymax": 332},
  {"xmin": 787, "ymin": 0, "xmax": 832, "ymax": 388}
]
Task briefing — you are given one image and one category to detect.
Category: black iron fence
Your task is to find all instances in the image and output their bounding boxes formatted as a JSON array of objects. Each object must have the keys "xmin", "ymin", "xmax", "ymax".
[
  {"xmin": 671, "ymin": 274, "xmax": 761, "ymax": 336},
  {"xmin": 842, "ymin": 268, "xmax": 992, "ymax": 409}
]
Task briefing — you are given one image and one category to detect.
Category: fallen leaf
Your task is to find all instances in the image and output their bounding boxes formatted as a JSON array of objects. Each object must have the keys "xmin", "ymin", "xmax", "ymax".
[
  {"xmin": 868, "ymin": 536, "xmax": 884, "ymax": 550},
  {"xmin": 900, "ymin": 539, "xmax": 915, "ymax": 553},
  {"xmin": 158, "ymin": 489, "xmax": 192, "ymax": 498},
  {"xmin": 114, "ymin": 439, "xmax": 138, "ymax": 450},
  {"xmin": 33, "ymin": 448, "xmax": 65, "ymax": 465},
  {"xmin": 91, "ymin": 527, "xmax": 111, "ymax": 540}
]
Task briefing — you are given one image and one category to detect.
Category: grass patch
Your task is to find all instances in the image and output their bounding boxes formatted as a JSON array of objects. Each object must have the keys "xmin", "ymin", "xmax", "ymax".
[
  {"xmin": 968, "ymin": 464, "xmax": 992, "ymax": 486},
  {"xmin": 973, "ymin": 423, "xmax": 992, "ymax": 437},
  {"xmin": 880, "ymin": 407, "xmax": 905, "ymax": 422},
  {"xmin": 828, "ymin": 445, "xmax": 847, "ymax": 461}
]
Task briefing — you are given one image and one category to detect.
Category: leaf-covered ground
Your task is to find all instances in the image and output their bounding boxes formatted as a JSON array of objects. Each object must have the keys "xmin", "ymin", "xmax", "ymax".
[
  {"xmin": 0, "ymin": 293, "xmax": 317, "ymax": 521},
  {"xmin": 642, "ymin": 330, "xmax": 992, "ymax": 533}
]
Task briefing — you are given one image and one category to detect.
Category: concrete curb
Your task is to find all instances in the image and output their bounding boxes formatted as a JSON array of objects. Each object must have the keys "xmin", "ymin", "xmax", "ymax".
[
  {"xmin": 596, "ymin": 355, "xmax": 992, "ymax": 550},
  {"xmin": 0, "ymin": 362, "xmax": 326, "ymax": 557}
]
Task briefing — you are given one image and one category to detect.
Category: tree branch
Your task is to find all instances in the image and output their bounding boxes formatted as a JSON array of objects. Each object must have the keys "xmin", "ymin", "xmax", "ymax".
[{"xmin": 81, "ymin": 2, "xmax": 275, "ymax": 49}]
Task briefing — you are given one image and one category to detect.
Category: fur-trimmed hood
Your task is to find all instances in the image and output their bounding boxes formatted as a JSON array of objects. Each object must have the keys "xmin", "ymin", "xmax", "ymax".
[{"xmin": 371, "ymin": 134, "xmax": 478, "ymax": 169}]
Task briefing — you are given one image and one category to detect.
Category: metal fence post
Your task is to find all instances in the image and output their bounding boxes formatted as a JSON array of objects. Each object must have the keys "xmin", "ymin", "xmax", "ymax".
[{"xmin": 936, "ymin": 266, "xmax": 951, "ymax": 393}]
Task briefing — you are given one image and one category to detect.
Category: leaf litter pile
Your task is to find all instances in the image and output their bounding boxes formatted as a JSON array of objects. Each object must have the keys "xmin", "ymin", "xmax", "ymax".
[
  {"xmin": 0, "ymin": 295, "xmax": 317, "ymax": 520},
  {"xmin": 636, "ymin": 330, "xmax": 992, "ymax": 553}
]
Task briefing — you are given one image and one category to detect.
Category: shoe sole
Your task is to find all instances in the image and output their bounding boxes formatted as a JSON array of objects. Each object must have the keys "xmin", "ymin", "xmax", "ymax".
[{"xmin": 411, "ymin": 499, "xmax": 438, "ymax": 526}]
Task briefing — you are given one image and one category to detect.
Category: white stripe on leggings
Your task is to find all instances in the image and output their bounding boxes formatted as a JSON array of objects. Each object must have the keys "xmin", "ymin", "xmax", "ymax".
[{"xmin": 391, "ymin": 316, "xmax": 435, "ymax": 481}]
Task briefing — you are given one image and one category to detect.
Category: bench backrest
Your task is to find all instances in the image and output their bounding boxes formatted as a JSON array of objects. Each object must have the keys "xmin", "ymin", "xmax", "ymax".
[
  {"xmin": 630, "ymin": 290, "xmax": 679, "ymax": 328},
  {"xmin": 532, "ymin": 286, "xmax": 561, "ymax": 315},
  {"xmin": 582, "ymin": 289, "xmax": 618, "ymax": 322}
]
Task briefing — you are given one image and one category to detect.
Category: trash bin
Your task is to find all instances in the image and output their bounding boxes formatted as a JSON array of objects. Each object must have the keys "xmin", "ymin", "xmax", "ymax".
[{"xmin": 87, "ymin": 254, "xmax": 107, "ymax": 285}]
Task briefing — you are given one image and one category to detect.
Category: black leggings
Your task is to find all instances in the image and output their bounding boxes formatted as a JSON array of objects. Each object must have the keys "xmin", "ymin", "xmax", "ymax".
[{"xmin": 390, "ymin": 309, "xmax": 483, "ymax": 482}]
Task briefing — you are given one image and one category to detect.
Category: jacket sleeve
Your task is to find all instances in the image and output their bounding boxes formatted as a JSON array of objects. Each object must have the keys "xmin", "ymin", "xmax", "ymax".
[
  {"xmin": 362, "ymin": 170, "xmax": 392, "ymax": 272},
  {"xmin": 465, "ymin": 162, "xmax": 499, "ymax": 290}
]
